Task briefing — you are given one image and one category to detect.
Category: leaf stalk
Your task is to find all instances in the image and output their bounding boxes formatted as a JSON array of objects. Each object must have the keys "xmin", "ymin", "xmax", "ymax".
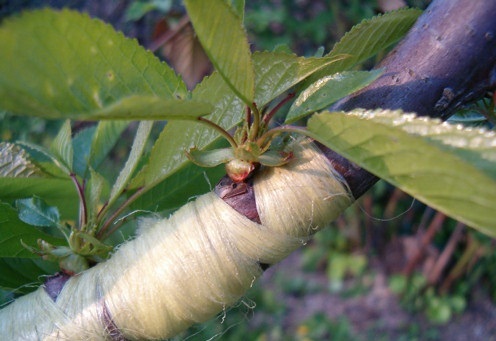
[
  {"xmin": 71, "ymin": 173, "xmax": 87, "ymax": 229},
  {"xmin": 198, "ymin": 117, "xmax": 238, "ymax": 148}
]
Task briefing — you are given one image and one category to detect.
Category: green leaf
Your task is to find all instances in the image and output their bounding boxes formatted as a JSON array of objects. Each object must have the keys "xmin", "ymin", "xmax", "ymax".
[
  {"xmin": 307, "ymin": 109, "xmax": 496, "ymax": 237},
  {"xmin": 253, "ymin": 52, "xmax": 348, "ymax": 107},
  {"xmin": 184, "ymin": 0, "xmax": 255, "ymax": 104},
  {"xmin": 18, "ymin": 141, "xmax": 70, "ymax": 177},
  {"xmin": 130, "ymin": 72, "xmax": 244, "ymax": 191},
  {"xmin": 107, "ymin": 121, "xmax": 153, "ymax": 209},
  {"xmin": 228, "ymin": 0, "xmax": 245, "ymax": 21},
  {"xmin": 72, "ymin": 121, "xmax": 130, "ymax": 178},
  {"xmin": 50, "ymin": 120, "xmax": 73, "ymax": 173},
  {"xmin": 0, "ymin": 178, "xmax": 77, "ymax": 219},
  {"xmin": 0, "ymin": 257, "xmax": 59, "ymax": 293},
  {"xmin": 16, "ymin": 197, "xmax": 61, "ymax": 228},
  {"xmin": 128, "ymin": 51, "xmax": 343, "ymax": 210},
  {"xmin": 0, "ymin": 142, "xmax": 46, "ymax": 177},
  {"xmin": 286, "ymin": 70, "xmax": 382, "ymax": 123},
  {"xmin": 309, "ymin": 8, "xmax": 421, "ymax": 82},
  {"xmin": 73, "ymin": 96, "xmax": 212, "ymax": 120},
  {"xmin": 187, "ymin": 147, "xmax": 235, "ymax": 167},
  {"xmin": 0, "ymin": 202, "xmax": 64, "ymax": 258},
  {"xmin": 72, "ymin": 126, "xmax": 97, "ymax": 177},
  {"xmin": 86, "ymin": 169, "xmax": 106, "ymax": 226},
  {"xmin": 88, "ymin": 121, "xmax": 129, "ymax": 172},
  {"xmin": 0, "ymin": 9, "xmax": 188, "ymax": 119},
  {"xmin": 129, "ymin": 52, "xmax": 346, "ymax": 211},
  {"xmin": 129, "ymin": 72, "xmax": 242, "ymax": 212},
  {"xmin": 131, "ymin": 161, "xmax": 225, "ymax": 213}
]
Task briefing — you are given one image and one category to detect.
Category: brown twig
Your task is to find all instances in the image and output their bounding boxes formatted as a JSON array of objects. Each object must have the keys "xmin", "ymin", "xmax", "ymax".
[
  {"xmin": 148, "ymin": 15, "xmax": 191, "ymax": 53},
  {"xmin": 70, "ymin": 173, "xmax": 87, "ymax": 229},
  {"xmin": 427, "ymin": 222, "xmax": 465, "ymax": 285},
  {"xmin": 403, "ymin": 211, "xmax": 446, "ymax": 276},
  {"xmin": 97, "ymin": 187, "xmax": 145, "ymax": 240}
]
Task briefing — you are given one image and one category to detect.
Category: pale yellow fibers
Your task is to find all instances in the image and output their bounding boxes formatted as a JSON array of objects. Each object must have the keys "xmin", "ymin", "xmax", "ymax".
[
  {"xmin": 255, "ymin": 139, "xmax": 351, "ymax": 238},
  {"xmin": 0, "ymin": 139, "xmax": 352, "ymax": 340}
]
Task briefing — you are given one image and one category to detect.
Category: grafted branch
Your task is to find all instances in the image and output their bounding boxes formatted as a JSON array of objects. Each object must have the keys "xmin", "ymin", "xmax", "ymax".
[{"xmin": 219, "ymin": 0, "xmax": 496, "ymax": 212}]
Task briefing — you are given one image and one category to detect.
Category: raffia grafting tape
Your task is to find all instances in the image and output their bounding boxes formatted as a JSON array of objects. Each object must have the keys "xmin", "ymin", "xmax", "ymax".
[{"xmin": 0, "ymin": 139, "xmax": 352, "ymax": 340}]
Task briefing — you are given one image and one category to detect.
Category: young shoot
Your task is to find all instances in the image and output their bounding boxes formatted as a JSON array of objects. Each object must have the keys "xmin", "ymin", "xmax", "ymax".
[{"xmin": 187, "ymin": 92, "xmax": 298, "ymax": 182}]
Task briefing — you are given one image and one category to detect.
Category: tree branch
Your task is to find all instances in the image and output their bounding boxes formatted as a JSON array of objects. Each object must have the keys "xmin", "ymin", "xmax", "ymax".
[{"xmin": 326, "ymin": 0, "xmax": 496, "ymax": 198}]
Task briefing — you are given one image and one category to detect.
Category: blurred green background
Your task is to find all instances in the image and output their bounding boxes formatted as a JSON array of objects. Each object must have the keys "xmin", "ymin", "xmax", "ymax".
[{"xmin": 1, "ymin": 0, "xmax": 496, "ymax": 340}]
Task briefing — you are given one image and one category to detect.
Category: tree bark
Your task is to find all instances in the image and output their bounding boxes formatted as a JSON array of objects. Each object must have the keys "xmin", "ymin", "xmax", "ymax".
[{"xmin": 327, "ymin": 0, "xmax": 496, "ymax": 198}]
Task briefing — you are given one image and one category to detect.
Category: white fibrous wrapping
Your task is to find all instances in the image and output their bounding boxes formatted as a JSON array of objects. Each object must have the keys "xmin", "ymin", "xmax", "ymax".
[{"xmin": 0, "ymin": 139, "xmax": 352, "ymax": 340}]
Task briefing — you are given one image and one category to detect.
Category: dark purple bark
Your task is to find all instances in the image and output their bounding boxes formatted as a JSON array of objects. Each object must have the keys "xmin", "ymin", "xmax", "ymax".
[{"xmin": 43, "ymin": 272, "xmax": 71, "ymax": 301}]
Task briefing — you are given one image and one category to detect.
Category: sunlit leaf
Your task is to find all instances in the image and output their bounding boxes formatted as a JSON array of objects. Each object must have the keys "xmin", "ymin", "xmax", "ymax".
[
  {"xmin": 307, "ymin": 8, "xmax": 421, "ymax": 82},
  {"xmin": 253, "ymin": 52, "xmax": 348, "ymax": 107},
  {"xmin": 286, "ymin": 69, "xmax": 382, "ymax": 123},
  {"xmin": 63, "ymin": 96, "xmax": 212, "ymax": 120},
  {"xmin": 0, "ymin": 142, "xmax": 45, "ymax": 178},
  {"xmin": 0, "ymin": 9, "xmax": 188, "ymax": 119},
  {"xmin": 86, "ymin": 169, "xmax": 106, "ymax": 225},
  {"xmin": 307, "ymin": 109, "xmax": 496, "ymax": 236},
  {"xmin": 129, "ymin": 72, "xmax": 241, "ymax": 211},
  {"xmin": 184, "ymin": 0, "xmax": 254, "ymax": 104},
  {"xmin": 50, "ymin": 120, "xmax": 73, "ymax": 173},
  {"xmin": 107, "ymin": 121, "xmax": 153, "ymax": 209}
]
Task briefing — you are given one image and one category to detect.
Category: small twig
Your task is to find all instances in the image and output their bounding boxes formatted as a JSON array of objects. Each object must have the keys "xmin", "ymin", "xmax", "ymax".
[
  {"xmin": 256, "ymin": 125, "xmax": 308, "ymax": 148},
  {"xmin": 245, "ymin": 106, "xmax": 251, "ymax": 126},
  {"xmin": 361, "ymin": 194, "xmax": 374, "ymax": 253},
  {"xmin": 148, "ymin": 15, "xmax": 191, "ymax": 52},
  {"xmin": 97, "ymin": 201, "xmax": 109, "ymax": 220},
  {"xmin": 383, "ymin": 188, "xmax": 405, "ymax": 220},
  {"xmin": 99, "ymin": 216, "xmax": 127, "ymax": 241},
  {"xmin": 262, "ymin": 92, "xmax": 295, "ymax": 127},
  {"xmin": 197, "ymin": 117, "xmax": 238, "ymax": 148},
  {"xmin": 426, "ymin": 222, "xmax": 465, "ymax": 285},
  {"xmin": 417, "ymin": 206, "xmax": 435, "ymax": 234},
  {"xmin": 97, "ymin": 187, "xmax": 145, "ymax": 240},
  {"xmin": 70, "ymin": 173, "xmax": 87, "ymax": 229},
  {"xmin": 248, "ymin": 103, "xmax": 261, "ymax": 141},
  {"xmin": 403, "ymin": 211, "xmax": 446, "ymax": 276}
]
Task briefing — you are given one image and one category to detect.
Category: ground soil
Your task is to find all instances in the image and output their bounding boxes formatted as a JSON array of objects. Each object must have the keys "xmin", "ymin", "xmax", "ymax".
[{"xmin": 256, "ymin": 251, "xmax": 496, "ymax": 341}]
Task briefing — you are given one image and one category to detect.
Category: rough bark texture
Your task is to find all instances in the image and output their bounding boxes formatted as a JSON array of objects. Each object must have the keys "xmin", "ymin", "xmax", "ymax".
[{"xmin": 326, "ymin": 0, "xmax": 496, "ymax": 198}]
